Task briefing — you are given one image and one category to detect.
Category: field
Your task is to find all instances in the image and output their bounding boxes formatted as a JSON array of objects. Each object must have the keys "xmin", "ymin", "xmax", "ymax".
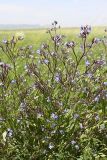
[
  {"xmin": 0, "ymin": 24, "xmax": 107, "ymax": 160},
  {"xmin": 0, "ymin": 27, "xmax": 105, "ymax": 47}
]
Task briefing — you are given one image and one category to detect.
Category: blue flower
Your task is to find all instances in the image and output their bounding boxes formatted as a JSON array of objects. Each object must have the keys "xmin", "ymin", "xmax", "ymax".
[
  {"xmin": 43, "ymin": 59, "xmax": 49, "ymax": 64},
  {"xmin": 85, "ymin": 60, "xmax": 90, "ymax": 66},
  {"xmin": 55, "ymin": 73, "xmax": 60, "ymax": 82},
  {"xmin": 104, "ymin": 82, "xmax": 107, "ymax": 86},
  {"xmin": 51, "ymin": 113, "xmax": 58, "ymax": 120},
  {"xmin": 11, "ymin": 80, "xmax": 16, "ymax": 84}
]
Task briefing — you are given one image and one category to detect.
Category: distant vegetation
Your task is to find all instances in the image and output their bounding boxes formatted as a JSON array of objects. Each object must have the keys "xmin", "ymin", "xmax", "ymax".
[
  {"xmin": 0, "ymin": 21, "xmax": 107, "ymax": 159},
  {"xmin": 0, "ymin": 24, "xmax": 48, "ymax": 30}
]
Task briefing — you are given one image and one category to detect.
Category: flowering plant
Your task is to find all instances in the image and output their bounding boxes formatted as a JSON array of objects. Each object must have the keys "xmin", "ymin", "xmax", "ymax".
[{"xmin": 0, "ymin": 21, "xmax": 107, "ymax": 159}]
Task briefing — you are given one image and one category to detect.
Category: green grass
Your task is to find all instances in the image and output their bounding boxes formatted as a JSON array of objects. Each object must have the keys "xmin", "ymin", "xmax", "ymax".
[{"xmin": 0, "ymin": 26, "xmax": 106, "ymax": 48}]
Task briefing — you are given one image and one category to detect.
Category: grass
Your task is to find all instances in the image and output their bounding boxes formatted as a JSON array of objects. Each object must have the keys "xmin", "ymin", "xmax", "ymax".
[{"xmin": 0, "ymin": 26, "xmax": 106, "ymax": 47}]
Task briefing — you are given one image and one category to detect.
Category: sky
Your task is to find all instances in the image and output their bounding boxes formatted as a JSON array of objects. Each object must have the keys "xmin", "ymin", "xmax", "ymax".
[{"xmin": 0, "ymin": 0, "xmax": 107, "ymax": 27}]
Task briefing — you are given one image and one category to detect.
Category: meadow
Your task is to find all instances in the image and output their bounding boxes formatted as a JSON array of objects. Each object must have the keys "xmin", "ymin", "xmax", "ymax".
[
  {"xmin": 0, "ymin": 22, "xmax": 107, "ymax": 160},
  {"xmin": 0, "ymin": 26, "xmax": 105, "ymax": 47}
]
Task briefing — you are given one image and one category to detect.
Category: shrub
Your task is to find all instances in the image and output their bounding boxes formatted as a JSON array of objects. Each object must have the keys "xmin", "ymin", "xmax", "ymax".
[{"xmin": 0, "ymin": 21, "xmax": 107, "ymax": 159}]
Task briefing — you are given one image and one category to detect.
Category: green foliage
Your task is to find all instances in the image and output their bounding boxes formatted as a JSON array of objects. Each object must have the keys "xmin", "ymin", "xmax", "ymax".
[{"xmin": 0, "ymin": 22, "xmax": 107, "ymax": 159}]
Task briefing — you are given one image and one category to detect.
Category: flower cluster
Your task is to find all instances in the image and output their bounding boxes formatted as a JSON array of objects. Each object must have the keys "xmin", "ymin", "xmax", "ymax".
[{"xmin": 80, "ymin": 25, "xmax": 91, "ymax": 38}]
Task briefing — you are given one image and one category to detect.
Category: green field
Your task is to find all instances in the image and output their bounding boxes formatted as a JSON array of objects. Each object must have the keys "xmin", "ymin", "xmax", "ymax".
[{"xmin": 0, "ymin": 26, "xmax": 106, "ymax": 48}]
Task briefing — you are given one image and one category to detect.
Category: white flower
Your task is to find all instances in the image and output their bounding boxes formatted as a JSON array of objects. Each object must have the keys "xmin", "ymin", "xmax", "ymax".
[
  {"xmin": 37, "ymin": 113, "xmax": 43, "ymax": 119},
  {"xmin": 11, "ymin": 80, "xmax": 16, "ymax": 84},
  {"xmin": 79, "ymin": 123, "xmax": 84, "ymax": 129},
  {"xmin": 7, "ymin": 128, "xmax": 13, "ymax": 137},
  {"xmin": 71, "ymin": 140, "xmax": 76, "ymax": 145},
  {"xmin": 75, "ymin": 145, "xmax": 79, "ymax": 150},
  {"xmin": 49, "ymin": 143, "xmax": 54, "ymax": 149},
  {"xmin": 47, "ymin": 97, "xmax": 50, "ymax": 102},
  {"xmin": 0, "ymin": 62, "xmax": 4, "ymax": 66},
  {"xmin": 36, "ymin": 50, "xmax": 41, "ymax": 54},
  {"xmin": 94, "ymin": 96, "xmax": 99, "ymax": 102},
  {"xmin": 100, "ymin": 124, "xmax": 105, "ymax": 130},
  {"xmin": 0, "ymin": 82, "xmax": 3, "ymax": 86}
]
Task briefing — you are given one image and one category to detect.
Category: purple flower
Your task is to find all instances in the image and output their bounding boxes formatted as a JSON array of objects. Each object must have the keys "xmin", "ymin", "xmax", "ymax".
[
  {"xmin": 65, "ymin": 41, "xmax": 75, "ymax": 48},
  {"xmin": 2, "ymin": 39, "xmax": 8, "ymax": 44},
  {"xmin": 80, "ymin": 25, "xmax": 91, "ymax": 38},
  {"xmin": 95, "ymin": 60, "xmax": 104, "ymax": 65},
  {"xmin": 85, "ymin": 60, "xmax": 90, "ymax": 66},
  {"xmin": 51, "ymin": 113, "xmax": 58, "ymax": 120},
  {"xmin": 43, "ymin": 59, "xmax": 49, "ymax": 64},
  {"xmin": 0, "ymin": 62, "xmax": 11, "ymax": 70},
  {"xmin": 86, "ymin": 73, "xmax": 92, "ymax": 78},
  {"xmin": 95, "ymin": 115, "xmax": 99, "ymax": 121},
  {"xmin": 55, "ymin": 73, "xmax": 60, "ymax": 82},
  {"xmin": 92, "ymin": 38, "xmax": 101, "ymax": 44},
  {"xmin": 52, "ymin": 35, "xmax": 64, "ymax": 45},
  {"xmin": 104, "ymin": 82, "xmax": 107, "ymax": 86}
]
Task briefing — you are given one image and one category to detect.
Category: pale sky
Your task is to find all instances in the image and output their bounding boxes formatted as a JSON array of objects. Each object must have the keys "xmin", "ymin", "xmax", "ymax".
[{"xmin": 0, "ymin": 0, "xmax": 107, "ymax": 26}]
